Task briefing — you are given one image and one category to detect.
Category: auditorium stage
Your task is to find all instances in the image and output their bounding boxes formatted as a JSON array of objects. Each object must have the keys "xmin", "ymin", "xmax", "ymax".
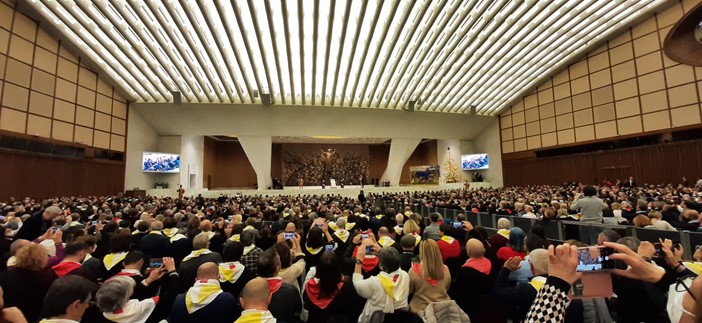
[{"xmin": 146, "ymin": 182, "xmax": 498, "ymax": 199}]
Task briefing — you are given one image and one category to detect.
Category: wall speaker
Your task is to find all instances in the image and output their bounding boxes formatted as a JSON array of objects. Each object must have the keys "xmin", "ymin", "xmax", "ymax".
[
  {"xmin": 261, "ymin": 93, "xmax": 271, "ymax": 106},
  {"xmin": 171, "ymin": 91, "xmax": 181, "ymax": 104},
  {"xmin": 407, "ymin": 100, "xmax": 415, "ymax": 112},
  {"xmin": 470, "ymin": 105, "xmax": 476, "ymax": 115}
]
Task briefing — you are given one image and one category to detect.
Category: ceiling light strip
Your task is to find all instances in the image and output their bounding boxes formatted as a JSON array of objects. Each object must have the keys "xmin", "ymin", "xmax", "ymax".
[
  {"xmin": 356, "ymin": 1, "xmax": 402, "ymax": 107},
  {"xmin": 319, "ymin": 0, "xmax": 336, "ymax": 105},
  {"xmin": 213, "ymin": 1, "xmax": 256, "ymax": 103},
  {"xmin": 196, "ymin": 1, "xmax": 245, "ymax": 103},
  {"xmin": 328, "ymin": 0, "xmax": 353, "ymax": 106},
  {"xmin": 337, "ymin": 0, "xmax": 370, "ymax": 106},
  {"xmin": 68, "ymin": 0, "xmax": 166, "ymax": 102},
  {"xmin": 279, "ymin": 0, "xmax": 297, "ymax": 104},
  {"xmin": 181, "ymin": 1, "xmax": 236, "ymax": 103},
  {"xmin": 39, "ymin": 1, "xmax": 147, "ymax": 101},
  {"xmin": 373, "ymin": 0, "xmax": 431, "ymax": 109},
  {"xmin": 348, "ymin": 0, "xmax": 393, "ymax": 107},
  {"xmin": 228, "ymin": 1, "xmax": 267, "ymax": 102},
  {"xmin": 163, "ymin": 2, "xmax": 222, "ymax": 103},
  {"xmin": 297, "ymin": 0, "xmax": 306, "ymax": 104},
  {"xmin": 361, "ymin": 0, "xmax": 415, "ymax": 108},
  {"xmin": 261, "ymin": 0, "xmax": 288, "ymax": 104},
  {"xmin": 245, "ymin": 0, "xmax": 278, "ymax": 103}
]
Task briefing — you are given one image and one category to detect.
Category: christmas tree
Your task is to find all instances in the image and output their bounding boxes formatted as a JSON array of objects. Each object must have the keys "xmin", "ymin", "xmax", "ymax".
[{"xmin": 442, "ymin": 147, "xmax": 460, "ymax": 183}]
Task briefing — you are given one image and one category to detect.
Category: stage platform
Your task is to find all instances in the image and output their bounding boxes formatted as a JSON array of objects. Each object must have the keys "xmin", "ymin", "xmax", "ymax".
[{"xmin": 146, "ymin": 182, "xmax": 498, "ymax": 199}]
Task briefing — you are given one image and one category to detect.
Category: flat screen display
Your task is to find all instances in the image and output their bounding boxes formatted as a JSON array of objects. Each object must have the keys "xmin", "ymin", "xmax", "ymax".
[
  {"xmin": 142, "ymin": 152, "xmax": 180, "ymax": 173},
  {"xmin": 461, "ymin": 153, "xmax": 489, "ymax": 170}
]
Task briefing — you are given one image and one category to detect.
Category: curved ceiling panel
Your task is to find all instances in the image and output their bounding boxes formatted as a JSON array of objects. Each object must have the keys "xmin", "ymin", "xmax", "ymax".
[{"xmin": 25, "ymin": 0, "xmax": 670, "ymax": 115}]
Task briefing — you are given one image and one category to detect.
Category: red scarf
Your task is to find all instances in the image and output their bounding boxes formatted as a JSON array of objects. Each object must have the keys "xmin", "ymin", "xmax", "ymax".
[
  {"xmin": 462, "ymin": 257, "xmax": 492, "ymax": 275},
  {"xmin": 304, "ymin": 278, "xmax": 344, "ymax": 309},
  {"xmin": 266, "ymin": 277, "xmax": 283, "ymax": 294},
  {"xmin": 351, "ymin": 246, "xmax": 379, "ymax": 272},
  {"xmin": 411, "ymin": 263, "xmax": 439, "ymax": 287},
  {"xmin": 52, "ymin": 262, "xmax": 81, "ymax": 277}
]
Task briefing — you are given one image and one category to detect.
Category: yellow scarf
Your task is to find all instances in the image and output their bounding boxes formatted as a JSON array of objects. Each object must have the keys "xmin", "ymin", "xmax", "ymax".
[
  {"xmin": 377, "ymin": 271, "xmax": 406, "ymax": 302},
  {"xmin": 529, "ymin": 276, "xmax": 547, "ymax": 291},
  {"xmin": 334, "ymin": 229, "xmax": 349, "ymax": 242},
  {"xmin": 412, "ymin": 233, "xmax": 421, "ymax": 246},
  {"xmin": 328, "ymin": 222, "xmax": 339, "ymax": 231},
  {"xmin": 404, "ymin": 211, "xmax": 413, "ymax": 216},
  {"xmin": 378, "ymin": 236, "xmax": 395, "ymax": 248},
  {"xmin": 185, "ymin": 279, "xmax": 223, "ymax": 314},
  {"xmin": 345, "ymin": 222, "xmax": 356, "ymax": 231},
  {"xmin": 683, "ymin": 262, "xmax": 702, "ymax": 276},
  {"xmin": 440, "ymin": 235, "xmax": 455, "ymax": 245},
  {"xmin": 375, "ymin": 215, "xmax": 383, "ymax": 220},
  {"xmin": 229, "ymin": 234, "xmax": 241, "ymax": 242},
  {"xmin": 103, "ymin": 252, "xmax": 127, "ymax": 270},
  {"xmin": 497, "ymin": 229, "xmax": 510, "ymax": 239},
  {"xmin": 235, "ymin": 310, "xmax": 276, "ymax": 323},
  {"xmin": 306, "ymin": 244, "xmax": 323, "ymax": 255},
  {"xmin": 243, "ymin": 225, "xmax": 255, "ymax": 231},
  {"xmin": 243, "ymin": 245, "xmax": 256, "ymax": 256},
  {"xmin": 162, "ymin": 228, "xmax": 179, "ymax": 238},
  {"xmin": 394, "ymin": 225, "xmax": 403, "ymax": 235},
  {"xmin": 182, "ymin": 249, "xmax": 212, "ymax": 262},
  {"xmin": 218, "ymin": 262, "xmax": 245, "ymax": 283}
]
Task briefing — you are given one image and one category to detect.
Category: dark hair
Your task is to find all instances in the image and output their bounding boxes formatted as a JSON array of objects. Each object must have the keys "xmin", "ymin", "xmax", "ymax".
[
  {"xmin": 122, "ymin": 250, "xmax": 145, "ymax": 266},
  {"xmin": 240, "ymin": 230, "xmax": 255, "ymax": 247},
  {"xmin": 64, "ymin": 241, "xmax": 89, "ymax": 256},
  {"xmin": 136, "ymin": 220, "xmax": 150, "ymax": 232},
  {"xmin": 109, "ymin": 231, "xmax": 132, "ymax": 253},
  {"xmin": 39, "ymin": 276, "xmax": 97, "ymax": 319},
  {"xmin": 599, "ymin": 229, "xmax": 621, "ymax": 243},
  {"xmin": 256, "ymin": 248, "xmax": 279, "ymax": 278},
  {"xmin": 163, "ymin": 217, "xmax": 177, "ymax": 229},
  {"xmin": 524, "ymin": 234, "xmax": 548, "ymax": 252},
  {"xmin": 582, "ymin": 186, "xmax": 597, "ymax": 197},
  {"xmin": 379, "ymin": 248, "xmax": 401, "ymax": 273},
  {"xmin": 430, "ymin": 213, "xmax": 440, "ymax": 223},
  {"xmin": 439, "ymin": 223, "xmax": 452, "ymax": 235},
  {"xmin": 222, "ymin": 242, "xmax": 244, "ymax": 262},
  {"xmin": 282, "ymin": 240, "xmax": 301, "ymax": 267},
  {"xmin": 306, "ymin": 227, "xmax": 325, "ymax": 249},
  {"xmin": 530, "ymin": 224, "xmax": 546, "ymax": 240},
  {"xmin": 315, "ymin": 252, "xmax": 342, "ymax": 299}
]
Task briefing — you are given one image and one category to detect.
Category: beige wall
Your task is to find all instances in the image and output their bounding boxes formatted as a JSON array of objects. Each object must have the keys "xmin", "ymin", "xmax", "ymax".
[
  {"xmin": 0, "ymin": 1, "xmax": 127, "ymax": 152},
  {"xmin": 500, "ymin": 0, "xmax": 702, "ymax": 154}
]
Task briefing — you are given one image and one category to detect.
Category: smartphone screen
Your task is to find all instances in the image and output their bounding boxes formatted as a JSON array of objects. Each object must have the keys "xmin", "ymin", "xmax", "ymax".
[
  {"xmin": 361, "ymin": 234, "xmax": 369, "ymax": 240},
  {"xmin": 283, "ymin": 233, "xmax": 294, "ymax": 240},
  {"xmin": 653, "ymin": 242, "xmax": 662, "ymax": 257},
  {"xmin": 149, "ymin": 258, "xmax": 163, "ymax": 268},
  {"xmin": 325, "ymin": 245, "xmax": 334, "ymax": 253},
  {"xmin": 51, "ymin": 227, "xmax": 58, "ymax": 233},
  {"xmin": 92, "ymin": 220, "xmax": 98, "ymax": 226},
  {"xmin": 453, "ymin": 222, "xmax": 463, "ymax": 229},
  {"xmin": 576, "ymin": 246, "xmax": 615, "ymax": 272},
  {"xmin": 365, "ymin": 246, "xmax": 372, "ymax": 254}
]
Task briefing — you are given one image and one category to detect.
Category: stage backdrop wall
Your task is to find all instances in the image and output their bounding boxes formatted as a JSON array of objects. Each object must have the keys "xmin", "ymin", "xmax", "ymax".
[{"xmin": 280, "ymin": 144, "xmax": 370, "ymax": 186}]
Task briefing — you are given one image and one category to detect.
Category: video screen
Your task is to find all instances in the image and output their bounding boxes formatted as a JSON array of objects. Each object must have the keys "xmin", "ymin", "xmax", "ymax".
[
  {"xmin": 142, "ymin": 152, "xmax": 180, "ymax": 173},
  {"xmin": 576, "ymin": 247, "xmax": 615, "ymax": 272},
  {"xmin": 461, "ymin": 154, "xmax": 489, "ymax": 170}
]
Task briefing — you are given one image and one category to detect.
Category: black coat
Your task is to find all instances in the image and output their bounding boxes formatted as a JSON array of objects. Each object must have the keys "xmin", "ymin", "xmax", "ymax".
[
  {"xmin": 170, "ymin": 292, "xmax": 238, "ymax": 323},
  {"xmin": 15, "ymin": 212, "xmax": 49, "ymax": 241},
  {"xmin": 140, "ymin": 233, "xmax": 170, "ymax": 259},
  {"xmin": 177, "ymin": 253, "xmax": 223, "ymax": 292}
]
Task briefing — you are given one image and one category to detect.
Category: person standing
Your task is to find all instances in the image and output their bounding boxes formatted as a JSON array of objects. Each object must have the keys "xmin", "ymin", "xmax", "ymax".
[
  {"xmin": 298, "ymin": 178, "xmax": 304, "ymax": 190},
  {"xmin": 177, "ymin": 185, "xmax": 185, "ymax": 200},
  {"xmin": 570, "ymin": 186, "xmax": 606, "ymax": 245}
]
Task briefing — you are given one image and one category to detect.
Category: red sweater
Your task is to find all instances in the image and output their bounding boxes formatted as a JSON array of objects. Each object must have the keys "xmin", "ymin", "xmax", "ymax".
[
  {"xmin": 496, "ymin": 246, "xmax": 527, "ymax": 261},
  {"xmin": 436, "ymin": 236, "xmax": 461, "ymax": 262}
]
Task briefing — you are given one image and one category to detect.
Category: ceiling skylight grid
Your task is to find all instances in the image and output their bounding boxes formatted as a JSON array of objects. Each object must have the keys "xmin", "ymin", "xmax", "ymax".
[{"xmin": 25, "ymin": 0, "xmax": 671, "ymax": 114}]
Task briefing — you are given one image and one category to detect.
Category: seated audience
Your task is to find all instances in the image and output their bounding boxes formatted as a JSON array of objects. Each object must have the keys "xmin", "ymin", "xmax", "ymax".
[
  {"xmin": 353, "ymin": 241, "xmax": 409, "ymax": 322},
  {"xmin": 509, "ymin": 233, "xmax": 547, "ymax": 283},
  {"xmin": 422, "ymin": 213, "xmax": 441, "ymax": 241},
  {"xmin": 303, "ymin": 252, "xmax": 363, "ymax": 323},
  {"xmin": 496, "ymin": 227, "xmax": 527, "ymax": 261},
  {"xmin": 178, "ymin": 232, "xmax": 223, "ymax": 291},
  {"xmin": 436, "ymin": 223, "xmax": 461, "ymax": 262},
  {"xmin": 170, "ymin": 262, "xmax": 237, "ymax": 323},
  {"xmin": 236, "ymin": 278, "xmax": 277, "ymax": 323},
  {"xmin": 489, "ymin": 218, "xmax": 511, "ymax": 251},
  {"xmin": 37, "ymin": 275, "xmax": 97, "ymax": 323},
  {"xmin": 399, "ymin": 235, "xmax": 417, "ymax": 272},
  {"xmin": 401, "ymin": 220, "xmax": 421, "ymax": 246},
  {"xmin": 408, "ymin": 239, "xmax": 451, "ymax": 313},
  {"xmin": 140, "ymin": 221, "xmax": 169, "ymax": 259},
  {"xmin": 114, "ymin": 251, "xmax": 162, "ymax": 300},
  {"xmin": 256, "ymin": 248, "xmax": 302, "ymax": 323},
  {"xmin": 648, "ymin": 211, "xmax": 677, "ymax": 231},
  {"xmin": 273, "ymin": 240, "xmax": 306, "ymax": 290},
  {"xmin": 47, "ymin": 240, "xmax": 90, "ymax": 279},
  {"xmin": 240, "ymin": 230, "xmax": 264, "ymax": 276},
  {"xmin": 493, "ymin": 249, "xmax": 549, "ymax": 322},
  {"xmin": 0, "ymin": 244, "xmax": 49, "ymax": 322}
]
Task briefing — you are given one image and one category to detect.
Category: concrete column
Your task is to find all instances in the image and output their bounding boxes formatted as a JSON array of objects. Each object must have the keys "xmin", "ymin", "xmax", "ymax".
[
  {"xmin": 180, "ymin": 135, "xmax": 204, "ymax": 189},
  {"xmin": 238, "ymin": 136, "xmax": 273, "ymax": 190},
  {"xmin": 380, "ymin": 138, "xmax": 421, "ymax": 186}
]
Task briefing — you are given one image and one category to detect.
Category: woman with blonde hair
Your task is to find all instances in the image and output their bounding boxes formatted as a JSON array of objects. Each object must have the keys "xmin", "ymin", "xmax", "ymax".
[
  {"xmin": 408, "ymin": 239, "xmax": 451, "ymax": 313},
  {"xmin": 0, "ymin": 243, "xmax": 49, "ymax": 322},
  {"xmin": 402, "ymin": 219, "xmax": 421, "ymax": 246}
]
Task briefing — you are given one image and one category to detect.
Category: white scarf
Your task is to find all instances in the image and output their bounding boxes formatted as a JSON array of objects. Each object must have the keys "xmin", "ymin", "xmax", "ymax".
[
  {"xmin": 243, "ymin": 245, "xmax": 256, "ymax": 256},
  {"xmin": 218, "ymin": 261, "xmax": 246, "ymax": 283},
  {"xmin": 235, "ymin": 309, "xmax": 277, "ymax": 323},
  {"xmin": 378, "ymin": 236, "xmax": 396, "ymax": 248},
  {"xmin": 182, "ymin": 249, "xmax": 212, "ymax": 262},
  {"xmin": 103, "ymin": 252, "xmax": 128, "ymax": 270},
  {"xmin": 185, "ymin": 279, "xmax": 223, "ymax": 314},
  {"xmin": 102, "ymin": 298, "xmax": 157, "ymax": 323}
]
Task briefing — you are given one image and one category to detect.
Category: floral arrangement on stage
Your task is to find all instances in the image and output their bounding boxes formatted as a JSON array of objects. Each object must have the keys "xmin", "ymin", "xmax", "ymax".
[{"xmin": 281, "ymin": 151, "xmax": 369, "ymax": 186}]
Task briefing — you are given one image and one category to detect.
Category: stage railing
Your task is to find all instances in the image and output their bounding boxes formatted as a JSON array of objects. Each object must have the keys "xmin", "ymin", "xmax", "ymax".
[{"xmin": 378, "ymin": 200, "xmax": 697, "ymax": 260}]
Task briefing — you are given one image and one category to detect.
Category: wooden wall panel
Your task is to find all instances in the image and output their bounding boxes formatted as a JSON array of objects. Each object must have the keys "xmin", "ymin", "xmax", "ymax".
[
  {"xmin": 503, "ymin": 140, "xmax": 702, "ymax": 186},
  {"xmin": 0, "ymin": 150, "xmax": 124, "ymax": 200}
]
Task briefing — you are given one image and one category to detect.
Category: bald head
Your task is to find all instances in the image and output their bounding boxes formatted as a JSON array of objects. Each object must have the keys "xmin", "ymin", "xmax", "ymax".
[
  {"xmin": 200, "ymin": 220, "xmax": 212, "ymax": 232},
  {"xmin": 466, "ymin": 239, "xmax": 486, "ymax": 258},
  {"xmin": 196, "ymin": 262, "xmax": 219, "ymax": 281},
  {"xmin": 378, "ymin": 227, "xmax": 389, "ymax": 236},
  {"xmin": 285, "ymin": 222, "xmax": 296, "ymax": 232},
  {"xmin": 240, "ymin": 278, "xmax": 271, "ymax": 311}
]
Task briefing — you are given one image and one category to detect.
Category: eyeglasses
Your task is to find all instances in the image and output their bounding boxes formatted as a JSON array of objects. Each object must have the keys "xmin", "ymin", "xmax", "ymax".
[{"xmin": 676, "ymin": 277, "xmax": 698, "ymax": 302}]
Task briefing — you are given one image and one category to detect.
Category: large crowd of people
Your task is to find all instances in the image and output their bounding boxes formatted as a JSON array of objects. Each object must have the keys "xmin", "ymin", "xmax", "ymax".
[{"xmin": 0, "ymin": 179, "xmax": 701, "ymax": 322}]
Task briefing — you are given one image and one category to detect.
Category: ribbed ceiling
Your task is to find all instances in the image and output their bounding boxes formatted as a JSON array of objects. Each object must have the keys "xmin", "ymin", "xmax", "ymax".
[{"xmin": 26, "ymin": 0, "xmax": 670, "ymax": 115}]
